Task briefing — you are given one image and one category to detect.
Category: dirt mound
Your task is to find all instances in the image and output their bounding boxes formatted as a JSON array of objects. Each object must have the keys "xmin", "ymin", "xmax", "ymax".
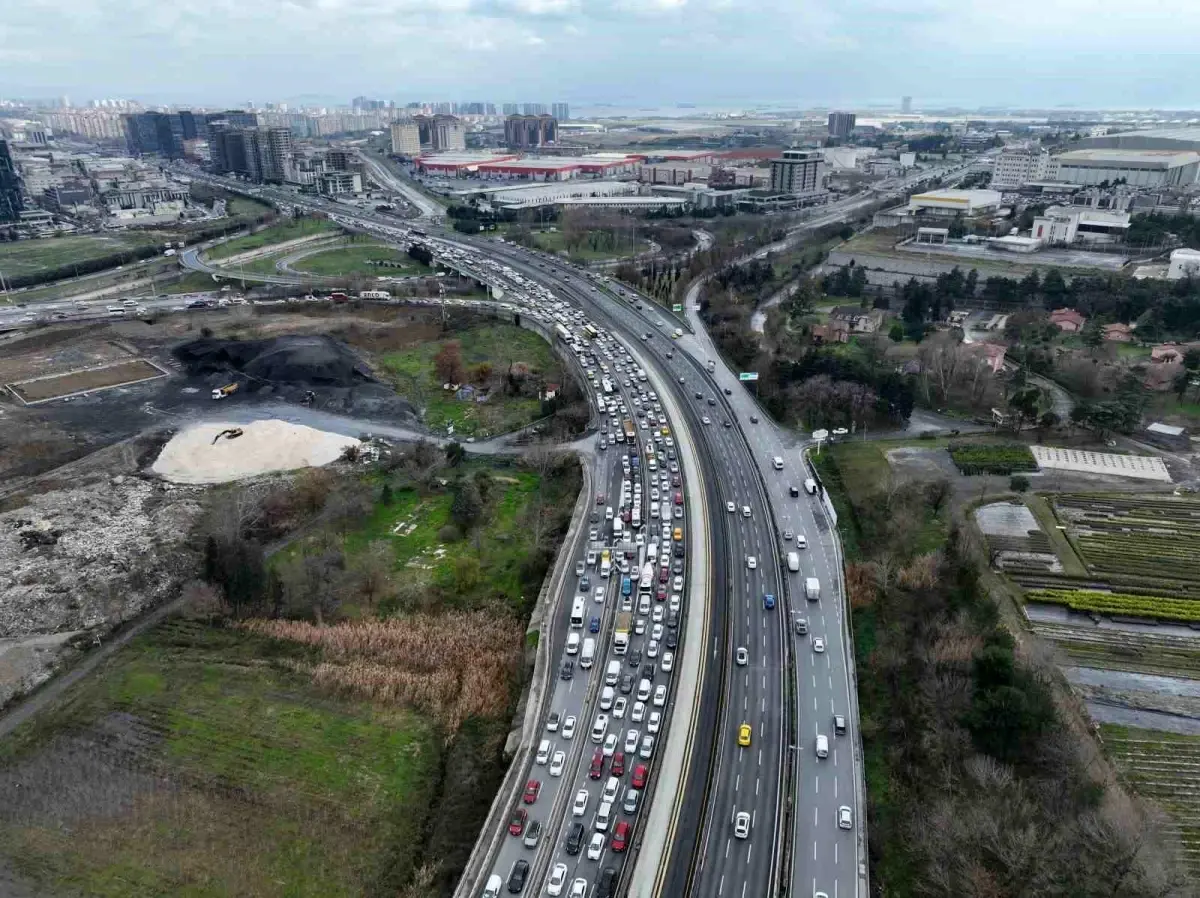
[{"xmin": 174, "ymin": 334, "xmax": 374, "ymax": 387}]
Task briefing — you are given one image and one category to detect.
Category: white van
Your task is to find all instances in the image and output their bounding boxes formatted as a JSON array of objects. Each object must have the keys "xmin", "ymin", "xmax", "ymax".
[
  {"xmin": 815, "ymin": 734, "xmax": 829, "ymax": 758},
  {"xmin": 605, "ymin": 506, "xmax": 614, "ymax": 521},
  {"xmin": 606, "ymin": 660, "xmax": 621, "ymax": 686},
  {"xmin": 786, "ymin": 552, "xmax": 800, "ymax": 573},
  {"xmin": 566, "ymin": 632, "xmax": 581, "ymax": 655},
  {"xmin": 536, "ymin": 739, "xmax": 551, "ymax": 765},
  {"xmin": 804, "ymin": 478, "xmax": 818, "ymax": 495},
  {"xmin": 600, "ymin": 686, "xmax": 615, "ymax": 710},
  {"xmin": 772, "ymin": 456, "xmax": 784, "ymax": 470},
  {"xmin": 637, "ymin": 678, "xmax": 652, "ymax": 702},
  {"xmin": 595, "ymin": 800, "xmax": 613, "ymax": 832},
  {"xmin": 483, "ymin": 873, "xmax": 503, "ymax": 898},
  {"xmin": 580, "ymin": 637, "xmax": 596, "ymax": 668}
]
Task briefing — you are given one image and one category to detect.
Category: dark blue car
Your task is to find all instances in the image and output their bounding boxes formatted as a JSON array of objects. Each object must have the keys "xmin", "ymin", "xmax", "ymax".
[
  {"xmin": 763, "ymin": 593, "xmax": 776, "ymax": 610},
  {"xmin": 590, "ymin": 616, "xmax": 601, "ymax": 633}
]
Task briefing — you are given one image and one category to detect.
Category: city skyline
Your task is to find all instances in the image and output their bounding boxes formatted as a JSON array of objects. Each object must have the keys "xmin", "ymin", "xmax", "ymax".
[{"xmin": 5, "ymin": 0, "xmax": 1200, "ymax": 109}]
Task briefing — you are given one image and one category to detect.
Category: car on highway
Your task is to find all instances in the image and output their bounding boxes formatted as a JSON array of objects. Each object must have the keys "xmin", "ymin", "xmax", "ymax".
[
  {"xmin": 653, "ymin": 684, "xmax": 667, "ymax": 707},
  {"xmin": 522, "ymin": 779, "xmax": 541, "ymax": 804},
  {"xmin": 572, "ymin": 789, "xmax": 589, "ymax": 816},
  {"xmin": 550, "ymin": 751, "xmax": 567, "ymax": 777},
  {"xmin": 547, "ymin": 711, "xmax": 560, "ymax": 732},
  {"xmin": 638, "ymin": 735, "xmax": 655, "ymax": 758},
  {"xmin": 797, "ymin": 534, "xmax": 808, "ymax": 549},
  {"xmin": 632, "ymin": 763, "xmax": 648, "ymax": 789},
  {"xmin": 734, "ymin": 811, "xmax": 751, "ymax": 839},
  {"xmin": 795, "ymin": 617, "xmax": 808, "ymax": 635},
  {"xmin": 508, "ymin": 807, "xmax": 527, "ymax": 836},
  {"xmin": 735, "ymin": 646, "xmax": 748, "ymax": 666},
  {"xmin": 569, "ymin": 878, "xmax": 588, "ymax": 898},
  {"xmin": 547, "ymin": 863, "xmax": 568, "ymax": 896},
  {"xmin": 782, "ymin": 529, "xmax": 794, "ymax": 541},
  {"xmin": 738, "ymin": 723, "xmax": 752, "ymax": 747},
  {"xmin": 562, "ymin": 715, "xmax": 576, "ymax": 739},
  {"xmin": 646, "ymin": 639, "xmax": 659, "ymax": 658},
  {"xmin": 813, "ymin": 636, "xmax": 826, "ymax": 653},
  {"xmin": 611, "ymin": 751, "xmax": 625, "ymax": 776},
  {"xmin": 726, "ymin": 501, "xmax": 736, "ymax": 513},
  {"xmin": 789, "ymin": 485, "xmax": 800, "ymax": 497},
  {"xmin": 763, "ymin": 593, "xmax": 776, "ymax": 610},
  {"xmin": 506, "ymin": 859, "xmax": 529, "ymax": 893},
  {"xmin": 747, "ymin": 556, "xmax": 757, "ymax": 570},
  {"xmin": 612, "ymin": 697, "xmax": 627, "ymax": 718},
  {"xmin": 701, "ymin": 416, "xmax": 711, "ymax": 425},
  {"xmin": 588, "ymin": 832, "xmax": 605, "ymax": 860},
  {"xmin": 560, "ymin": 660, "xmax": 574, "ymax": 681},
  {"xmin": 590, "ymin": 749, "xmax": 605, "ymax": 779},
  {"xmin": 624, "ymin": 729, "xmax": 640, "ymax": 753},
  {"xmin": 631, "ymin": 700, "xmax": 646, "ymax": 722},
  {"xmin": 838, "ymin": 805, "xmax": 853, "ymax": 830},
  {"xmin": 661, "ymin": 651, "xmax": 674, "ymax": 672},
  {"xmin": 603, "ymin": 733, "xmax": 618, "ymax": 757},
  {"xmin": 834, "ymin": 714, "xmax": 847, "ymax": 735},
  {"xmin": 565, "ymin": 822, "xmax": 585, "ymax": 855},
  {"xmin": 611, "ymin": 820, "xmax": 631, "ymax": 852},
  {"xmin": 523, "ymin": 819, "xmax": 541, "ymax": 849}
]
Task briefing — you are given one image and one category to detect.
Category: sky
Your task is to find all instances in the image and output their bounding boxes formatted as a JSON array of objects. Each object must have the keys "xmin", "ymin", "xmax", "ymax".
[{"xmin": 4, "ymin": 0, "xmax": 1200, "ymax": 110}]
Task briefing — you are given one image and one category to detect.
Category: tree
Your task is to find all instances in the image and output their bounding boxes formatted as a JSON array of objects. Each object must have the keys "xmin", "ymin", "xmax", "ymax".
[
  {"xmin": 380, "ymin": 482, "xmax": 394, "ymax": 506},
  {"xmin": 433, "ymin": 340, "xmax": 464, "ymax": 384},
  {"xmin": 888, "ymin": 323, "xmax": 904, "ymax": 342},
  {"xmin": 1080, "ymin": 319, "xmax": 1104, "ymax": 350},
  {"xmin": 964, "ymin": 268, "xmax": 978, "ymax": 296},
  {"xmin": 1041, "ymin": 268, "xmax": 1066, "ymax": 303},
  {"xmin": 450, "ymin": 478, "xmax": 484, "ymax": 530},
  {"xmin": 349, "ymin": 540, "xmax": 394, "ymax": 609},
  {"xmin": 444, "ymin": 441, "xmax": 466, "ymax": 467}
]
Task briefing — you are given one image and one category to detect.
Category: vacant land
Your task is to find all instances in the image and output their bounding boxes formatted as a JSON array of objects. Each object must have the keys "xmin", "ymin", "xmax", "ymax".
[
  {"xmin": 530, "ymin": 229, "xmax": 650, "ymax": 262},
  {"xmin": 295, "ymin": 245, "xmax": 427, "ymax": 277},
  {"xmin": 205, "ymin": 218, "xmax": 339, "ymax": 261},
  {"xmin": 0, "ymin": 234, "xmax": 160, "ymax": 278},
  {"xmin": 0, "ymin": 617, "xmax": 441, "ymax": 898},
  {"xmin": 8, "ymin": 359, "xmax": 168, "ymax": 404},
  {"xmin": 379, "ymin": 323, "xmax": 559, "ymax": 437}
]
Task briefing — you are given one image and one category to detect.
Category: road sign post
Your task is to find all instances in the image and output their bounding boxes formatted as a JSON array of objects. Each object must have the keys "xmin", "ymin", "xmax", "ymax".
[{"xmin": 738, "ymin": 372, "xmax": 759, "ymax": 382}]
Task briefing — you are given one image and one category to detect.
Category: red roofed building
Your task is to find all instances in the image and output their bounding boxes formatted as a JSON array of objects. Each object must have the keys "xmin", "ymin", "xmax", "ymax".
[
  {"xmin": 1049, "ymin": 308, "xmax": 1086, "ymax": 332},
  {"xmin": 967, "ymin": 342, "xmax": 1007, "ymax": 374},
  {"xmin": 1103, "ymin": 323, "xmax": 1135, "ymax": 342}
]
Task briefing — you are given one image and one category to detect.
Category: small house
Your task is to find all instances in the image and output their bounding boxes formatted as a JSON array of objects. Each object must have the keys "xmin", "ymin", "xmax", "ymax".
[
  {"xmin": 829, "ymin": 306, "xmax": 885, "ymax": 334},
  {"xmin": 1144, "ymin": 422, "xmax": 1190, "ymax": 451},
  {"xmin": 1049, "ymin": 308, "xmax": 1086, "ymax": 333},
  {"xmin": 1103, "ymin": 323, "xmax": 1135, "ymax": 343}
]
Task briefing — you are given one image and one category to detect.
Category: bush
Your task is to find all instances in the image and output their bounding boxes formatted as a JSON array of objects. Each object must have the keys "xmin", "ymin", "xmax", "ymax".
[
  {"xmin": 1010, "ymin": 474, "xmax": 1031, "ymax": 492},
  {"xmin": 437, "ymin": 523, "xmax": 462, "ymax": 543},
  {"xmin": 949, "ymin": 443, "xmax": 1037, "ymax": 475}
]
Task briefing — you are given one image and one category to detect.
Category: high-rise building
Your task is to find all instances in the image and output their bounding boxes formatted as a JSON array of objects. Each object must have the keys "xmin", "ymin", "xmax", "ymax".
[
  {"xmin": 390, "ymin": 121, "xmax": 421, "ymax": 156},
  {"xmin": 901, "ymin": 96, "xmax": 912, "ymax": 114},
  {"xmin": 505, "ymin": 114, "xmax": 558, "ymax": 149},
  {"xmin": 827, "ymin": 112, "xmax": 856, "ymax": 139},
  {"xmin": 770, "ymin": 149, "xmax": 826, "ymax": 197},
  {"xmin": 261, "ymin": 128, "xmax": 295, "ymax": 183},
  {"xmin": 205, "ymin": 110, "xmax": 259, "ymax": 130},
  {"xmin": 502, "ymin": 104, "xmax": 519, "ymax": 115},
  {"xmin": 0, "ymin": 140, "xmax": 23, "ymax": 223},
  {"xmin": 522, "ymin": 103, "xmax": 548, "ymax": 115},
  {"xmin": 552, "ymin": 102, "xmax": 570, "ymax": 122},
  {"xmin": 414, "ymin": 115, "xmax": 465, "ymax": 151},
  {"xmin": 123, "ymin": 111, "xmax": 187, "ymax": 157},
  {"xmin": 991, "ymin": 146, "xmax": 1055, "ymax": 190}
]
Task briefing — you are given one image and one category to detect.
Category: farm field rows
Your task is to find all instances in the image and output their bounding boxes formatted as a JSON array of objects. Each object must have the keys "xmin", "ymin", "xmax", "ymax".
[{"xmin": 1031, "ymin": 620, "xmax": 1200, "ymax": 678}]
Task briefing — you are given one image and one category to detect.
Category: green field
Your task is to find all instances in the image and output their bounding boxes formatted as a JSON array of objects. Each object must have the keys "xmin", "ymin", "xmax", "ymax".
[
  {"xmin": 380, "ymin": 324, "xmax": 558, "ymax": 438},
  {"xmin": 295, "ymin": 244, "xmax": 427, "ymax": 277},
  {"xmin": 160, "ymin": 270, "xmax": 224, "ymax": 294},
  {"xmin": 205, "ymin": 217, "xmax": 339, "ymax": 261},
  {"xmin": 531, "ymin": 229, "xmax": 649, "ymax": 262},
  {"xmin": 0, "ymin": 234, "xmax": 160, "ymax": 278},
  {"xmin": 0, "ymin": 618, "xmax": 440, "ymax": 898}
]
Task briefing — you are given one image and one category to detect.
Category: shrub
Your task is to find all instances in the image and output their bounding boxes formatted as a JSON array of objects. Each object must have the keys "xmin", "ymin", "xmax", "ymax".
[
  {"xmin": 1010, "ymin": 475, "xmax": 1031, "ymax": 492},
  {"xmin": 949, "ymin": 443, "xmax": 1037, "ymax": 476}
]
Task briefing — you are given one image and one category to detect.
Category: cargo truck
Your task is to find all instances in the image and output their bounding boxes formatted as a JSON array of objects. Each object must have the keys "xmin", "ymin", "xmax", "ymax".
[
  {"xmin": 805, "ymin": 577, "xmax": 821, "ymax": 601},
  {"xmin": 211, "ymin": 383, "xmax": 238, "ymax": 400},
  {"xmin": 622, "ymin": 419, "xmax": 636, "ymax": 442},
  {"xmin": 613, "ymin": 612, "xmax": 632, "ymax": 655},
  {"xmin": 786, "ymin": 552, "xmax": 800, "ymax": 573},
  {"xmin": 601, "ymin": 549, "xmax": 612, "ymax": 579}
]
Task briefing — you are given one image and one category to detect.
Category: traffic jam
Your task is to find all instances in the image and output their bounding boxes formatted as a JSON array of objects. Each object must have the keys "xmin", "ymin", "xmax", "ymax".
[{"xmin": 487, "ymin": 320, "xmax": 689, "ymax": 898}]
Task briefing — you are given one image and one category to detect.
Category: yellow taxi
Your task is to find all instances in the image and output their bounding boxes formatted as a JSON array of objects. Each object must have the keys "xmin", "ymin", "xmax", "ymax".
[
  {"xmin": 660, "ymin": 426, "xmax": 671, "ymax": 437},
  {"xmin": 673, "ymin": 527, "xmax": 683, "ymax": 542},
  {"xmin": 737, "ymin": 723, "xmax": 752, "ymax": 747}
]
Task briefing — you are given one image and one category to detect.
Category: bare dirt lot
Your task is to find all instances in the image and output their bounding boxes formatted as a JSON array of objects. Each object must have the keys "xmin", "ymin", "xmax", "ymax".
[{"xmin": 8, "ymin": 359, "xmax": 168, "ymax": 404}]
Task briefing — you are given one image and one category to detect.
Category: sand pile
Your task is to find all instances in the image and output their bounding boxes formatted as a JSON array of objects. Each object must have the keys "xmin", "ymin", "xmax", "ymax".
[{"xmin": 151, "ymin": 420, "xmax": 360, "ymax": 484}]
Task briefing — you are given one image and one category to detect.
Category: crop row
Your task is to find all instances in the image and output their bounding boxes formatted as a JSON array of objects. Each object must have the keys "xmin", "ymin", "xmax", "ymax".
[
  {"xmin": 1056, "ymin": 494, "xmax": 1200, "ymax": 515},
  {"xmin": 1015, "ymin": 572, "xmax": 1200, "ymax": 599},
  {"xmin": 949, "ymin": 443, "xmax": 1037, "ymax": 476},
  {"xmin": 1025, "ymin": 588, "xmax": 1200, "ymax": 623}
]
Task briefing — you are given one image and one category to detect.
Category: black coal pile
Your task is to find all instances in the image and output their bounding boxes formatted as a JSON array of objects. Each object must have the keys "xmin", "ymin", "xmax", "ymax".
[{"xmin": 174, "ymin": 334, "xmax": 417, "ymax": 421}]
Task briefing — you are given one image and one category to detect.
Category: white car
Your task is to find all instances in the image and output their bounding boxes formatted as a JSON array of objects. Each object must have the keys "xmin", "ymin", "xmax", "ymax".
[
  {"xmin": 813, "ymin": 636, "xmax": 826, "ymax": 654},
  {"xmin": 634, "ymin": 618, "xmax": 647, "ymax": 635},
  {"xmin": 647, "ymin": 639, "xmax": 660, "ymax": 658},
  {"xmin": 613, "ymin": 697, "xmax": 627, "ymax": 719},
  {"xmin": 651, "ymin": 623, "xmax": 664, "ymax": 643},
  {"xmin": 594, "ymin": 587, "xmax": 606, "ymax": 603},
  {"xmin": 624, "ymin": 728, "xmax": 641, "ymax": 753},
  {"xmin": 631, "ymin": 700, "xmax": 646, "ymax": 722},
  {"xmin": 747, "ymin": 556, "xmax": 757, "ymax": 570},
  {"xmin": 702, "ymin": 416, "xmax": 711, "ymax": 425},
  {"xmin": 797, "ymin": 534, "xmax": 808, "ymax": 549},
  {"xmin": 653, "ymin": 684, "xmax": 668, "ymax": 707},
  {"xmin": 734, "ymin": 811, "xmax": 751, "ymax": 839},
  {"xmin": 603, "ymin": 775, "xmax": 621, "ymax": 803},
  {"xmin": 548, "ymin": 863, "xmax": 568, "ymax": 896},
  {"xmin": 672, "ymin": 575, "xmax": 684, "ymax": 590},
  {"xmin": 669, "ymin": 594, "xmax": 681, "ymax": 614},
  {"xmin": 562, "ymin": 716, "xmax": 577, "ymax": 739},
  {"xmin": 838, "ymin": 805, "xmax": 853, "ymax": 830},
  {"xmin": 639, "ymin": 735, "xmax": 655, "ymax": 758},
  {"xmin": 647, "ymin": 711, "xmax": 662, "ymax": 734},
  {"xmin": 573, "ymin": 789, "xmax": 589, "ymax": 816},
  {"xmin": 735, "ymin": 646, "xmax": 748, "ymax": 666},
  {"xmin": 588, "ymin": 832, "xmax": 605, "ymax": 860},
  {"xmin": 661, "ymin": 651, "xmax": 674, "ymax": 673},
  {"xmin": 652, "ymin": 605, "xmax": 665, "ymax": 623},
  {"xmin": 570, "ymin": 879, "xmax": 588, "ymax": 898},
  {"xmin": 603, "ymin": 733, "xmax": 618, "ymax": 757},
  {"xmin": 550, "ymin": 751, "xmax": 566, "ymax": 777}
]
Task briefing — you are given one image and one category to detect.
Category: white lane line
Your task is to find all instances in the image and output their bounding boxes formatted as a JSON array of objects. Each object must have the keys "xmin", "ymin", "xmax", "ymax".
[
  {"xmin": 813, "ymin": 807, "xmax": 817, "ymax": 826},
  {"xmin": 756, "ymin": 777, "xmax": 761, "ymax": 797},
  {"xmin": 736, "ymin": 773, "xmax": 741, "ymax": 792},
  {"xmin": 813, "ymin": 840, "xmax": 818, "ymax": 860},
  {"xmin": 815, "ymin": 776, "xmax": 819, "ymax": 794}
]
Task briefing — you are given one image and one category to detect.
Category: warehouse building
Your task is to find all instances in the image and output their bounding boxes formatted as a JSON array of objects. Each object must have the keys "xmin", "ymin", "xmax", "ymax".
[
  {"xmin": 1077, "ymin": 126, "xmax": 1200, "ymax": 153},
  {"xmin": 907, "ymin": 189, "xmax": 1002, "ymax": 218},
  {"xmin": 416, "ymin": 152, "xmax": 521, "ymax": 175},
  {"xmin": 1052, "ymin": 148, "xmax": 1200, "ymax": 188}
]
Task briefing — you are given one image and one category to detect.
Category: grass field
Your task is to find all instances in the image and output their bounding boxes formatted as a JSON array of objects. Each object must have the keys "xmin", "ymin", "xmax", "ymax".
[
  {"xmin": 159, "ymin": 270, "xmax": 222, "ymax": 294},
  {"xmin": 295, "ymin": 244, "xmax": 427, "ymax": 277},
  {"xmin": 379, "ymin": 323, "xmax": 557, "ymax": 438},
  {"xmin": 205, "ymin": 218, "xmax": 339, "ymax": 261},
  {"xmin": 531, "ymin": 229, "xmax": 649, "ymax": 262},
  {"xmin": 0, "ymin": 618, "xmax": 441, "ymax": 898},
  {"xmin": 0, "ymin": 234, "xmax": 160, "ymax": 278}
]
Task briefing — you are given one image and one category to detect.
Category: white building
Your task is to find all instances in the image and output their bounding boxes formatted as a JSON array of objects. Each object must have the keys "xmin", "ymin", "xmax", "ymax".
[
  {"xmin": 1053, "ymin": 149, "xmax": 1200, "ymax": 188},
  {"xmin": 389, "ymin": 121, "xmax": 421, "ymax": 156},
  {"xmin": 318, "ymin": 171, "xmax": 362, "ymax": 196},
  {"xmin": 907, "ymin": 189, "xmax": 1002, "ymax": 218},
  {"xmin": 769, "ymin": 149, "xmax": 826, "ymax": 198},
  {"xmin": 1031, "ymin": 205, "xmax": 1130, "ymax": 246},
  {"xmin": 992, "ymin": 147, "xmax": 1056, "ymax": 190},
  {"xmin": 1168, "ymin": 248, "xmax": 1200, "ymax": 280},
  {"xmin": 899, "ymin": 152, "xmax": 916, "ymax": 168}
]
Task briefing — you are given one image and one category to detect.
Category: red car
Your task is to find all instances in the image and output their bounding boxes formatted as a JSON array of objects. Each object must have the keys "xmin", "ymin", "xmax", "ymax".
[
  {"xmin": 596, "ymin": 493, "xmax": 605, "ymax": 505},
  {"xmin": 656, "ymin": 586, "xmax": 667, "ymax": 601},
  {"xmin": 611, "ymin": 751, "xmax": 625, "ymax": 777},
  {"xmin": 508, "ymin": 807, "xmax": 527, "ymax": 836},
  {"xmin": 631, "ymin": 764, "xmax": 648, "ymax": 790},
  {"xmin": 674, "ymin": 491, "xmax": 683, "ymax": 505},
  {"xmin": 611, "ymin": 821, "xmax": 631, "ymax": 852},
  {"xmin": 522, "ymin": 779, "xmax": 541, "ymax": 804},
  {"xmin": 658, "ymin": 568, "xmax": 669, "ymax": 583},
  {"xmin": 589, "ymin": 749, "xmax": 605, "ymax": 780}
]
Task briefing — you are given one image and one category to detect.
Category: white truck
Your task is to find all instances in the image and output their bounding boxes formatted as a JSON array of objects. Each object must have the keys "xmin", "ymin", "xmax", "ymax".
[
  {"xmin": 805, "ymin": 577, "xmax": 821, "ymax": 601},
  {"xmin": 786, "ymin": 552, "xmax": 800, "ymax": 573},
  {"xmin": 613, "ymin": 611, "xmax": 632, "ymax": 655}
]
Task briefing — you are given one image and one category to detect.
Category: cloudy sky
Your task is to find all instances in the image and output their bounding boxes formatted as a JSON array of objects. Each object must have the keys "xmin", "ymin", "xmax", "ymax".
[{"xmin": 5, "ymin": 0, "xmax": 1200, "ymax": 109}]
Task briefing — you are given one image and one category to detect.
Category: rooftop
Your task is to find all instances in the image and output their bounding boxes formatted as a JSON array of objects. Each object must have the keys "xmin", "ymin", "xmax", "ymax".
[
  {"xmin": 478, "ymin": 157, "xmax": 583, "ymax": 170},
  {"xmin": 910, "ymin": 188, "xmax": 1003, "ymax": 205},
  {"xmin": 417, "ymin": 151, "xmax": 520, "ymax": 166},
  {"xmin": 1055, "ymin": 148, "xmax": 1200, "ymax": 169}
]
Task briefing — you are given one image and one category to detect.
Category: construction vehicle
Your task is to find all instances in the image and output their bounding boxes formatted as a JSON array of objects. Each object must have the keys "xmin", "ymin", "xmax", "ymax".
[{"xmin": 211, "ymin": 383, "xmax": 238, "ymax": 400}]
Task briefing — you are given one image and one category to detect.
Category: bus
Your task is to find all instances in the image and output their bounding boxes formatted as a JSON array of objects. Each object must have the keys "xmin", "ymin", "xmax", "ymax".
[
  {"xmin": 359, "ymin": 290, "xmax": 391, "ymax": 300},
  {"xmin": 583, "ymin": 323, "xmax": 599, "ymax": 339},
  {"xmin": 555, "ymin": 323, "xmax": 572, "ymax": 342},
  {"xmin": 639, "ymin": 562, "xmax": 654, "ymax": 592},
  {"xmin": 570, "ymin": 596, "xmax": 586, "ymax": 629}
]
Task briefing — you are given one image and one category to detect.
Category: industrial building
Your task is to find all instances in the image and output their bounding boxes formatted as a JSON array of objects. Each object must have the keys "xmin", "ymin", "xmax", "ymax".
[
  {"xmin": 477, "ymin": 157, "xmax": 583, "ymax": 181},
  {"xmin": 415, "ymin": 152, "xmax": 521, "ymax": 176},
  {"xmin": 992, "ymin": 147, "xmax": 1056, "ymax": 190},
  {"xmin": 906, "ymin": 189, "xmax": 1002, "ymax": 218},
  {"xmin": 480, "ymin": 180, "xmax": 640, "ymax": 210},
  {"xmin": 1077, "ymin": 126, "xmax": 1200, "ymax": 153},
  {"xmin": 1030, "ymin": 205, "xmax": 1130, "ymax": 245},
  {"xmin": 770, "ymin": 149, "xmax": 826, "ymax": 197},
  {"xmin": 1168, "ymin": 248, "xmax": 1200, "ymax": 280},
  {"xmin": 1052, "ymin": 149, "xmax": 1200, "ymax": 188}
]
